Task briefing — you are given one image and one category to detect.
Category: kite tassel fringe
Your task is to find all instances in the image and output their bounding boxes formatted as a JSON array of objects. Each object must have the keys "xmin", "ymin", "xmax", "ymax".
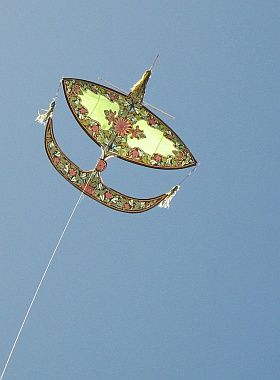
[
  {"xmin": 159, "ymin": 185, "xmax": 180, "ymax": 209},
  {"xmin": 35, "ymin": 98, "xmax": 56, "ymax": 125}
]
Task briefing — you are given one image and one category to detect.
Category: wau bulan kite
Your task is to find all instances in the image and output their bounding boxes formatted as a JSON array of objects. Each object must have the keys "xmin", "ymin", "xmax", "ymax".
[{"xmin": 36, "ymin": 64, "xmax": 198, "ymax": 213}]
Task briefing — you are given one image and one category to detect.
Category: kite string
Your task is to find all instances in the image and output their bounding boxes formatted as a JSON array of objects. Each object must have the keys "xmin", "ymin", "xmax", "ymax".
[{"xmin": 0, "ymin": 171, "xmax": 95, "ymax": 380}]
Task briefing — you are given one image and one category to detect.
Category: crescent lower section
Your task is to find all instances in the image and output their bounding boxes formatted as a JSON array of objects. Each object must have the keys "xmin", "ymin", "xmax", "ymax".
[{"xmin": 45, "ymin": 118, "xmax": 168, "ymax": 213}]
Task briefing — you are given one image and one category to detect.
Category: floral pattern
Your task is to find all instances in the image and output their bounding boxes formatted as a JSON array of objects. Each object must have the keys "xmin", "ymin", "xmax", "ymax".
[
  {"xmin": 114, "ymin": 117, "xmax": 132, "ymax": 136},
  {"xmin": 130, "ymin": 125, "xmax": 146, "ymax": 140},
  {"xmin": 63, "ymin": 79, "xmax": 196, "ymax": 169},
  {"xmin": 104, "ymin": 110, "xmax": 117, "ymax": 125}
]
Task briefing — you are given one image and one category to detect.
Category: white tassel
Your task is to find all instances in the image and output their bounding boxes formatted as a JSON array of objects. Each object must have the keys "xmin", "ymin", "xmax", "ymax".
[
  {"xmin": 159, "ymin": 185, "xmax": 180, "ymax": 209},
  {"xmin": 35, "ymin": 99, "xmax": 56, "ymax": 125}
]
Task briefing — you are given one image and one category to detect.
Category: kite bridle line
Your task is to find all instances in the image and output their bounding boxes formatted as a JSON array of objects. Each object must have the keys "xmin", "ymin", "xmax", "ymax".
[
  {"xmin": 178, "ymin": 161, "xmax": 200, "ymax": 186},
  {"xmin": 54, "ymin": 78, "xmax": 63, "ymax": 99}
]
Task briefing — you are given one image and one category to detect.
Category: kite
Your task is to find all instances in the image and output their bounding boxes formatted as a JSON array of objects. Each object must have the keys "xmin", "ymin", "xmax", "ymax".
[{"xmin": 37, "ymin": 63, "xmax": 198, "ymax": 213}]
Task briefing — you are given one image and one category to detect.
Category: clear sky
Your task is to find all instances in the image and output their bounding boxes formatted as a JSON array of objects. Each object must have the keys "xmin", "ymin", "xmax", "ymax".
[{"xmin": 0, "ymin": 1, "xmax": 279, "ymax": 379}]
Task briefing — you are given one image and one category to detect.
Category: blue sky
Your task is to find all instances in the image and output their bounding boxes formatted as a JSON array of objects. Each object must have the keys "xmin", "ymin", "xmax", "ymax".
[{"xmin": 0, "ymin": 1, "xmax": 279, "ymax": 379}]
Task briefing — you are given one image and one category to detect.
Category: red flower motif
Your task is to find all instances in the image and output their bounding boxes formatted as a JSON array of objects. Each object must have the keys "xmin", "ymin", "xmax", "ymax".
[
  {"xmin": 105, "ymin": 192, "xmax": 113, "ymax": 199},
  {"xmin": 154, "ymin": 154, "xmax": 162, "ymax": 162},
  {"xmin": 130, "ymin": 148, "xmax": 140, "ymax": 159},
  {"xmin": 89, "ymin": 123, "xmax": 100, "ymax": 133},
  {"xmin": 69, "ymin": 168, "xmax": 77, "ymax": 176},
  {"xmin": 130, "ymin": 125, "xmax": 146, "ymax": 140},
  {"xmin": 82, "ymin": 184, "xmax": 94, "ymax": 195},
  {"xmin": 114, "ymin": 117, "xmax": 132, "ymax": 136},
  {"xmin": 147, "ymin": 115, "xmax": 158, "ymax": 126},
  {"xmin": 79, "ymin": 107, "xmax": 88, "ymax": 114},
  {"xmin": 53, "ymin": 156, "xmax": 61, "ymax": 165},
  {"xmin": 123, "ymin": 202, "xmax": 130, "ymax": 210}
]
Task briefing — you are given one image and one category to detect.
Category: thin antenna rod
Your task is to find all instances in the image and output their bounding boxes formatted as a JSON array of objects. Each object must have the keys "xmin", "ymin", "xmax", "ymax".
[{"xmin": 150, "ymin": 54, "xmax": 160, "ymax": 71}]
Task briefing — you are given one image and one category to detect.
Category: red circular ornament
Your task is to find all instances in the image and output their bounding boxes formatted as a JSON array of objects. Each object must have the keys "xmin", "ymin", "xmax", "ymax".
[{"xmin": 95, "ymin": 159, "xmax": 107, "ymax": 172}]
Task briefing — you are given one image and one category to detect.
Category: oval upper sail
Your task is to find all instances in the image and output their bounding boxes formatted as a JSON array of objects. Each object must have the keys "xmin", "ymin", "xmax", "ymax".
[{"xmin": 63, "ymin": 78, "xmax": 197, "ymax": 169}]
